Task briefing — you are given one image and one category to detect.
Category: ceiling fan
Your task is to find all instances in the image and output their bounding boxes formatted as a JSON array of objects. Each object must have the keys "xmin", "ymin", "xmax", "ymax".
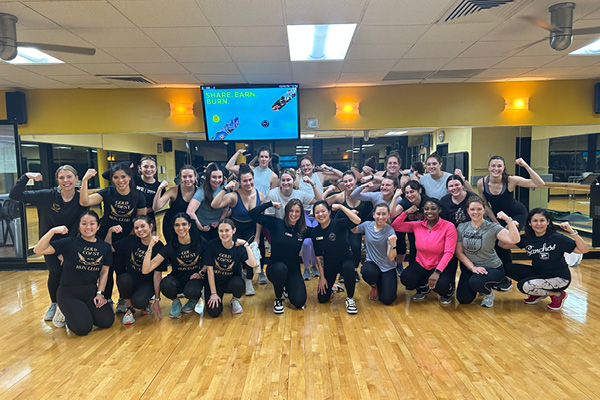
[
  {"xmin": 516, "ymin": 2, "xmax": 600, "ymax": 52},
  {"xmin": 0, "ymin": 13, "xmax": 96, "ymax": 61}
]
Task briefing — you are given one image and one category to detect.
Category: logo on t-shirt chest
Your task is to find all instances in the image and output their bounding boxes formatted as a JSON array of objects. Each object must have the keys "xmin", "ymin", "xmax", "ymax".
[
  {"xmin": 110, "ymin": 200, "xmax": 134, "ymax": 222},
  {"xmin": 525, "ymin": 242, "xmax": 556, "ymax": 260},
  {"xmin": 76, "ymin": 247, "xmax": 103, "ymax": 272},
  {"xmin": 176, "ymin": 249, "xmax": 200, "ymax": 271}
]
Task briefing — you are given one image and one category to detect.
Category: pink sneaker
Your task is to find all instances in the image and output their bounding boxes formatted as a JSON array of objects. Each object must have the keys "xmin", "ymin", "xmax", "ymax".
[
  {"xmin": 523, "ymin": 295, "xmax": 547, "ymax": 305},
  {"xmin": 548, "ymin": 292, "xmax": 568, "ymax": 311}
]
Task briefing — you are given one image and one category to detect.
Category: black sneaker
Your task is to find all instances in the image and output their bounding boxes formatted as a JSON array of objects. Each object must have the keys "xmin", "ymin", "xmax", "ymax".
[
  {"xmin": 494, "ymin": 277, "xmax": 513, "ymax": 291},
  {"xmin": 273, "ymin": 298, "xmax": 284, "ymax": 314}
]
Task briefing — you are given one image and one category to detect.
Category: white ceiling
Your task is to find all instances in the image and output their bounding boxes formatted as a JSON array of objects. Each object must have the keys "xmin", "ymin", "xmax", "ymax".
[{"xmin": 0, "ymin": 0, "xmax": 599, "ymax": 89}]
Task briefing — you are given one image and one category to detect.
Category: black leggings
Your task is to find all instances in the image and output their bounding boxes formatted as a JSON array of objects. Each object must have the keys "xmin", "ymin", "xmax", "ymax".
[
  {"xmin": 57, "ymin": 283, "xmax": 114, "ymax": 336},
  {"xmin": 347, "ymin": 231, "xmax": 363, "ymax": 269},
  {"xmin": 318, "ymin": 258, "xmax": 355, "ymax": 303},
  {"xmin": 116, "ymin": 273, "xmax": 154, "ymax": 309},
  {"xmin": 457, "ymin": 264, "xmax": 505, "ymax": 304},
  {"xmin": 160, "ymin": 275, "xmax": 203, "ymax": 301},
  {"xmin": 361, "ymin": 261, "xmax": 398, "ymax": 305},
  {"xmin": 104, "ymin": 252, "xmax": 126, "ymax": 301},
  {"xmin": 205, "ymin": 275, "xmax": 245, "ymax": 318},
  {"xmin": 45, "ymin": 254, "xmax": 62, "ymax": 303},
  {"xmin": 505, "ymin": 263, "xmax": 571, "ymax": 296},
  {"xmin": 199, "ymin": 226, "xmax": 219, "ymax": 242},
  {"xmin": 266, "ymin": 261, "xmax": 307, "ymax": 309},
  {"xmin": 233, "ymin": 219, "xmax": 256, "ymax": 280},
  {"xmin": 400, "ymin": 258, "xmax": 457, "ymax": 297}
]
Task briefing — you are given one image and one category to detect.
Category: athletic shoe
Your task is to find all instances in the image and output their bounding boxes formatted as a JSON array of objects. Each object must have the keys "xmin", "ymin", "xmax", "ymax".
[
  {"xmin": 107, "ymin": 299, "xmax": 114, "ymax": 311},
  {"xmin": 115, "ymin": 298, "xmax": 128, "ymax": 313},
  {"xmin": 345, "ymin": 297, "xmax": 358, "ymax": 314},
  {"xmin": 548, "ymin": 292, "xmax": 568, "ymax": 311},
  {"xmin": 182, "ymin": 299, "xmax": 198, "ymax": 313},
  {"xmin": 396, "ymin": 264, "xmax": 404, "ymax": 277},
  {"xmin": 231, "ymin": 298, "xmax": 243, "ymax": 314},
  {"xmin": 412, "ymin": 288, "xmax": 430, "ymax": 300},
  {"xmin": 368, "ymin": 286, "xmax": 379, "ymax": 301},
  {"xmin": 283, "ymin": 289, "xmax": 288, "ymax": 298},
  {"xmin": 44, "ymin": 303, "xmax": 57, "ymax": 321},
  {"xmin": 194, "ymin": 298, "xmax": 205, "ymax": 315},
  {"xmin": 310, "ymin": 266, "xmax": 320, "ymax": 277},
  {"xmin": 494, "ymin": 277, "xmax": 513, "ymax": 291},
  {"xmin": 332, "ymin": 283, "xmax": 345, "ymax": 294},
  {"xmin": 355, "ymin": 271, "xmax": 360, "ymax": 282},
  {"xmin": 258, "ymin": 271, "xmax": 268, "ymax": 285},
  {"xmin": 524, "ymin": 295, "xmax": 547, "ymax": 305},
  {"xmin": 122, "ymin": 309, "xmax": 135, "ymax": 325},
  {"xmin": 338, "ymin": 275, "xmax": 345, "ymax": 283},
  {"xmin": 169, "ymin": 300, "xmax": 182, "ymax": 319},
  {"xmin": 273, "ymin": 298, "xmax": 284, "ymax": 314},
  {"xmin": 302, "ymin": 269, "xmax": 311, "ymax": 281},
  {"xmin": 140, "ymin": 304, "xmax": 151, "ymax": 315},
  {"xmin": 439, "ymin": 296, "xmax": 452, "ymax": 305},
  {"xmin": 481, "ymin": 291, "xmax": 495, "ymax": 308},
  {"xmin": 244, "ymin": 278, "xmax": 255, "ymax": 296},
  {"xmin": 52, "ymin": 306, "xmax": 66, "ymax": 328}
]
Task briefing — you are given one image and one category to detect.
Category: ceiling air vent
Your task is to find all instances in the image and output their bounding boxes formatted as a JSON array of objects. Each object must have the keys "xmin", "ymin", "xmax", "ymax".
[
  {"xmin": 96, "ymin": 75, "xmax": 156, "ymax": 84},
  {"xmin": 436, "ymin": 0, "xmax": 533, "ymax": 23}
]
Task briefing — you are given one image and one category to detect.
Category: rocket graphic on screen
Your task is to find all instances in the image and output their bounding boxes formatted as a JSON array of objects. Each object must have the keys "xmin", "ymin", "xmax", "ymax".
[
  {"xmin": 271, "ymin": 87, "xmax": 297, "ymax": 111},
  {"xmin": 211, "ymin": 117, "xmax": 241, "ymax": 141}
]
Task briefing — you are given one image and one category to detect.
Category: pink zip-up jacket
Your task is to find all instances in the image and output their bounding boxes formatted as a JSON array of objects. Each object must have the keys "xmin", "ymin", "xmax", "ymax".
[{"xmin": 391, "ymin": 212, "xmax": 457, "ymax": 271}]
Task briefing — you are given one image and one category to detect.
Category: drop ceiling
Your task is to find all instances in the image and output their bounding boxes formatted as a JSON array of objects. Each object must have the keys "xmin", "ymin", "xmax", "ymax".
[{"xmin": 0, "ymin": 0, "xmax": 599, "ymax": 90}]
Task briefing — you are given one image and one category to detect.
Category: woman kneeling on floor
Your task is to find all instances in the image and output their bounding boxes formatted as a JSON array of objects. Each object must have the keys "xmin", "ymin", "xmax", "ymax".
[{"xmin": 501, "ymin": 208, "xmax": 588, "ymax": 311}]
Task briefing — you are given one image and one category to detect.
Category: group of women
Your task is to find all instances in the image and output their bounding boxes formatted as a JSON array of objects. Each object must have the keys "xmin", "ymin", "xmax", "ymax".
[{"xmin": 12, "ymin": 149, "xmax": 589, "ymax": 336}]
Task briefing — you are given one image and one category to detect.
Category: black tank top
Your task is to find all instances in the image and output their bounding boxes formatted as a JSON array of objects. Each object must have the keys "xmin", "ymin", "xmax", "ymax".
[
  {"xmin": 166, "ymin": 185, "xmax": 192, "ymax": 216},
  {"xmin": 343, "ymin": 192, "xmax": 372, "ymax": 221},
  {"xmin": 483, "ymin": 177, "xmax": 527, "ymax": 222}
]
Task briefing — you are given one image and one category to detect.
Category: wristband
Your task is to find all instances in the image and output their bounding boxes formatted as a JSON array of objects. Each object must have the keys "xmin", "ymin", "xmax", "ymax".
[
  {"xmin": 569, "ymin": 230, "xmax": 579, "ymax": 236},
  {"xmin": 392, "ymin": 246, "xmax": 397, "ymax": 250},
  {"xmin": 96, "ymin": 290, "xmax": 104, "ymax": 295},
  {"xmin": 155, "ymin": 297, "xmax": 161, "ymax": 301},
  {"xmin": 434, "ymin": 269, "xmax": 442, "ymax": 274}
]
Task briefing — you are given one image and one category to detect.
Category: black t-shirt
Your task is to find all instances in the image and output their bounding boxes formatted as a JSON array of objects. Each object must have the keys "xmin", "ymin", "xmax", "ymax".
[
  {"xmin": 249, "ymin": 201, "xmax": 307, "ymax": 268},
  {"xmin": 51, "ymin": 237, "xmax": 112, "ymax": 286},
  {"xmin": 204, "ymin": 239, "xmax": 248, "ymax": 281},
  {"xmin": 398, "ymin": 195, "xmax": 430, "ymax": 222},
  {"xmin": 517, "ymin": 232, "xmax": 576, "ymax": 280},
  {"xmin": 97, "ymin": 186, "xmax": 146, "ymax": 239},
  {"xmin": 440, "ymin": 191, "xmax": 476, "ymax": 226},
  {"xmin": 310, "ymin": 217, "xmax": 357, "ymax": 263},
  {"xmin": 159, "ymin": 238, "xmax": 205, "ymax": 282},
  {"xmin": 134, "ymin": 175, "xmax": 160, "ymax": 214},
  {"xmin": 9, "ymin": 174, "xmax": 87, "ymax": 239},
  {"xmin": 113, "ymin": 235, "xmax": 167, "ymax": 282}
]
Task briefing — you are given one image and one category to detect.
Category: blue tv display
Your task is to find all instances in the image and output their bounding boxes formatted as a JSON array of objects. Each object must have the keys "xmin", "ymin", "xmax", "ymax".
[{"xmin": 200, "ymin": 84, "xmax": 300, "ymax": 142}]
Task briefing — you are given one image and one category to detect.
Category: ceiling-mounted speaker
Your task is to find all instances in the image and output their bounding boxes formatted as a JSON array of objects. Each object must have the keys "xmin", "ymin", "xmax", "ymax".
[
  {"xmin": 163, "ymin": 139, "xmax": 172, "ymax": 153},
  {"xmin": 5, "ymin": 91, "xmax": 27, "ymax": 124}
]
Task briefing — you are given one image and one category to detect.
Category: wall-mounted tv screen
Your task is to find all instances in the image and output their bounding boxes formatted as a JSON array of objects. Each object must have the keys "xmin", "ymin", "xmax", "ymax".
[{"xmin": 200, "ymin": 84, "xmax": 300, "ymax": 142}]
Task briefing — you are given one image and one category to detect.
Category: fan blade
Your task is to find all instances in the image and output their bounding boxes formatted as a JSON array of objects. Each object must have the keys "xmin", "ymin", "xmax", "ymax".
[
  {"xmin": 506, "ymin": 37, "xmax": 549, "ymax": 54},
  {"xmin": 520, "ymin": 16, "xmax": 561, "ymax": 32},
  {"xmin": 571, "ymin": 27, "xmax": 600, "ymax": 36},
  {"xmin": 17, "ymin": 42, "xmax": 95, "ymax": 56}
]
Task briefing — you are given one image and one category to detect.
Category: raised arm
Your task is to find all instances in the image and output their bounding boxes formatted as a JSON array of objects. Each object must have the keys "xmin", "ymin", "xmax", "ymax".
[
  {"xmin": 211, "ymin": 181, "xmax": 237, "ymax": 209},
  {"xmin": 186, "ymin": 197, "xmax": 204, "ymax": 231},
  {"xmin": 331, "ymin": 203, "xmax": 361, "ymax": 225},
  {"xmin": 390, "ymin": 209, "xmax": 417, "ymax": 233},
  {"xmin": 9, "ymin": 172, "xmax": 43, "ymax": 202},
  {"xmin": 152, "ymin": 180, "xmax": 174, "ymax": 211},
  {"xmin": 387, "ymin": 234, "xmax": 398, "ymax": 262},
  {"xmin": 389, "ymin": 189, "xmax": 403, "ymax": 218},
  {"xmin": 511, "ymin": 158, "xmax": 546, "ymax": 189},
  {"xmin": 351, "ymin": 182, "xmax": 377, "ymax": 203},
  {"xmin": 33, "ymin": 225, "xmax": 67, "ymax": 255},
  {"xmin": 142, "ymin": 236, "xmax": 166, "ymax": 274},
  {"xmin": 248, "ymin": 201, "xmax": 278, "ymax": 229},
  {"xmin": 237, "ymin": 238, "xmax": 257, "ymax": 268},
  {"xmin": 454, "ymin": 168, "xmax": 475, "ymax": 193},
  {"xmin": 79, "ymin": 169, "xmax": 104, "ymax": 206},
  {"xmin": 319, "ymin": 164, "xmax": 343, "ymax": 180},
  {"xmin": 561, "ymin": 222, "xmax": 589, "ymax": 254},
  {"xmin": 495, "ymin": 212, "xmax": 521, "ymax": 244},
  {"xmin": 104, "ymin": 225, "xmax": 123, "ymax": 252},
  {"xmin": 303, "ymin": 176, "xmax": 324, "ymax": 202},
  {"xmin": 225, "ymin": 149, "xmax": 245, "ymax": 174}
]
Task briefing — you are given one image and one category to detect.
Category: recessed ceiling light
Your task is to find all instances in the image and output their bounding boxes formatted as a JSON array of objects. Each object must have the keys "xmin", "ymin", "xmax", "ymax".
[
  {"xmin": 288, "ymin": 24, "xmax": 357, "ymax": 61},
  {"xmin": 570, "ymin": 38, "xmax": 600, "ymax": 55},
  {"xmin": 2, "ymin": 47, "xmax": 64, "ymax": 65},
  {"xmin": 385, "ymin": 131, "xmax": 409, "ymax": 136},
  {"xmin": 362, "ymin": 144, "xmax": 375, "ymax": 147},
  {"xmin": 301, "ymin": 134, "xmax": 315, "ymax": 139}
]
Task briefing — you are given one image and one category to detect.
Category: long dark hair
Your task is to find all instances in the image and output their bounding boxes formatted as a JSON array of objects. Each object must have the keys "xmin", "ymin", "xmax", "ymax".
[
  {"xmin": 110, "ymin": 163, "xmax": 138, "ymax": 206},
  {"xmin": 445, "ymin": 174, "xmax": 465, "ymax": 188},
  {"xmin": 524, "ymin": 208, "xmax": 555, "ymax": 237},
  {"xmin": 403, "ymin": 180, "xmax": 426, "ymax": 197},
  {"xmin": 132, "ymin": 214, "xmax": 155, "ymax": 234},
  {"xmin": 284, "ymin": 199, "xmax": 306, "ymax": 233},
  {"xmin": 239, "ymin": 163, "xmax": 253, "ymax": 179},
  {"xmin": 203, "ymin": 163, "xmax": 225, "ymax": 206},
  {"xmin": 170, "ymin": 212, "xmax": 200, "ymax": 249},
  {"xmin": 488, "ymin": 155, "xmax": 510, "ymax": 185}
]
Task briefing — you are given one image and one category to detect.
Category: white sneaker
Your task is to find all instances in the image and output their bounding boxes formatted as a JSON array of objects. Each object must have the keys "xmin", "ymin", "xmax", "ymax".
[
  {"xmin": 345, "ymin": 297, "xmax": 358, "ymax": 314},
  {"xmin": 231, "ymin": 298, "xmax": 243, "ymax": 314},
  {"xmin": 194, "ymin": 298, "xmax": 205, "ymax": 315},
  {"xmin": 122, "ymin": 309, "xmax": 135, "ymax": 325},
  {"xmin": 244, "ymin": 278, "xmax": 255, "ymax": 296},
  {"xmin": 481, "ymin": 291, "xmax": 495, "ymax": 308},
  {"xmin": 115, "ymin": 298, "xmax": 127, "ymax": 313},
  {"xmin": 44, "ymin": 303, "xmax": 57, "ymax": 321},
  {"xmin": 273, "ymin": 298, "xmax": 284, "ymax": 314},
  {"xmin": 53, "ymin": 306, "xmax": 66, "ymax": 328}
]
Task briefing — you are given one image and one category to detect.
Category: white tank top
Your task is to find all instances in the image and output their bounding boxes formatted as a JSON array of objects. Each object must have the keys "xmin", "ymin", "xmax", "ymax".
[
  {"xmin": 253, "ymin": 166, "xmax": 272, "ymax": 196},
  {"xmin": 299, "ymin": 173, "xmax": 324, "ymax": 211}
]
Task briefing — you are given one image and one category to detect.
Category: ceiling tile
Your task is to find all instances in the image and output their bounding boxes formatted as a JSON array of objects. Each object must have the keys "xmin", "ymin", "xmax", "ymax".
[
  {"xmin": 19, "ymin": 64, "xmax": 87, "ymax": 76},
  {"xmin": 18, "ymin": 29, "xmax": 93, "ymax": 47},
  {"xmin": 378, "ymin": 79, "xmax": 423, "ymax": 85},
  {"xmin": 52, "ymin": 50, "xmax": 119, "ymax": 64},
  {"xmin": 128, "ymin": 63, "xmax": 190, "ymax": 75},
  {"xmin": 49, "ymin": 75, "xmax": 108, "ymax": 85},
  {"xmin": 0, "ymin": 65, "xmax": 44, "ymax": 76},
  {"xmin": 403, "ymin": 42, "xmax": 473, "ymax": 59},
  {"xmin": 474, "ymin": 68, "xmax": 534, "ymax": 78},
  {"xmin": 492, "ymin": 55, "xmax": 558, "ymax": 69},
  {"xmin": 215, "ymin": 26, "xmax": 286, "ymax": 47},
  {"xmin": 166, "ymin": 47, "xmax": 231, "ymax": 63},
  {"xmin": 70, "ymin": 28, "xmax": 156, "ymax": 48},
  {"xmin": 291, "ymin": 61, "xmax": 344, "ymax": 74},
  {"xmin": 145, "ymin": 74, "xmax": 200, "ymax": 84},
  {"xmin": 460, "ymin": 41, "xmax": 532, "ymax": 57},
  {"xmin": 25, "ymin": 1, "xmax": 135, "ymax": 28},
  {"xmin": 342, "ymin": 59, "xmax": 397, "ymax": 73},
  {"xmin": 544, "ymin": 56, "xmax": 600, "ymax": 68},
  {"xmin": 347, "ymin": 44, "xmax": 411, "ymax": 60},
  {"xmin": 237, "ymin": 61, "xmax": 290, "ymax": 75},
  {"xmin": 482, "ymin": 19, "xmax": 548, "ymax": 41},
  {"xmin": 72, "ymin": 63, "xmax": 137, "ymax": 75},
  {"xmin": 354, "ymin": 25, "xmax": 430, "ymax": 45},
  {"xmin": 560, "ymin": 65, "xmax": 600, "ymax": 77},
  {"xmin": 7, "ymin": 74, "xmax": 74, "ymax": 88},
  {"xmin": 111, "ymin": 0, "xmax": 209, "ymax": 27},
  {"xmin": 284, "ymin": 0, "xmax": 366, "ymax": 24},
  {"xmin": 198, "ymin": 0, "xmax": 284, "ymax": 26},
  {"xmin": 0, "ymin": 3, "xmax": 60, "ymax": 30},
  {"xmin": 194, "ymin": 74, "xmax": 247, "ymax": 84},
  {"xmin": 362, "ymin": 0, "xmax": 456, "ymax": 25},
  {"xmin": 245, "ymin": 74, "xmax": 292, "ymax": 84},
  {"xmin": 103, "ymin": 48, "xmax": 175, "ymax": 63},
  {"xmin": 423, "ymin": 77, "xmax": 468, "ymax": 83},
  {"xmin": 339, "ymin": 71, "xmax": 387, "ymax": 82},
  {"xmin": 229, "ymin": 47, "xmax": 289, "ymax": 62},
  {"xmin": 518, "ymin": 67, "xmax": 586, "ymax": 77},
  {"xmin": 293, "ymin": 73, "xmax": 340, "ymax": 83},
  {"xmin": 142, "ymin": 27, "xmax": 222, "ymax": 48},
  {"xmin": 392, "ymin": 58, "xmax": 451, "ymax": 70},
  {"xmin": 183, "ymin": 62, "xmax": 240, "ymax": 74},
  {"xmin": 442, "ymin": 57, "xmax": 505, "ymax": 69},
  {"xmin": 418, "ymin": 22, "xmax": 498, "ymax": 43}
]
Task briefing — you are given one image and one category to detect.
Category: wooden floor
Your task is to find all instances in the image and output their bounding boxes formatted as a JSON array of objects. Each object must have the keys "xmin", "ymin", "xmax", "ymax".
[{"xmin": 1, "ymin": 260, "xmax": 600, "ymax": 399}]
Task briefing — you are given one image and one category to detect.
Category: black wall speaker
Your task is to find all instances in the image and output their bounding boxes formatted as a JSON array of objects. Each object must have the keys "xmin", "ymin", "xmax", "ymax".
[
  {"xmin": 423, "ymin": 134, "xmax": 431, "ymax": 147},
  {"xmin": 5, "ymin": 91, "xmax": 27, "ymax": 124},
  {"xmin": 163, "ymin": 139, "xmax": 173, "ymax": 153},
  {"xmin": 595, "ymin": 82, "xmax": 600, "ymax": 114}
]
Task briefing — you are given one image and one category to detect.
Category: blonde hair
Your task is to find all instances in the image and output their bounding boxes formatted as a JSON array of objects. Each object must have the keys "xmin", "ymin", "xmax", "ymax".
[{"xmin": 55, "ymin": 165, "xmax": 78, "ymax": 180}]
